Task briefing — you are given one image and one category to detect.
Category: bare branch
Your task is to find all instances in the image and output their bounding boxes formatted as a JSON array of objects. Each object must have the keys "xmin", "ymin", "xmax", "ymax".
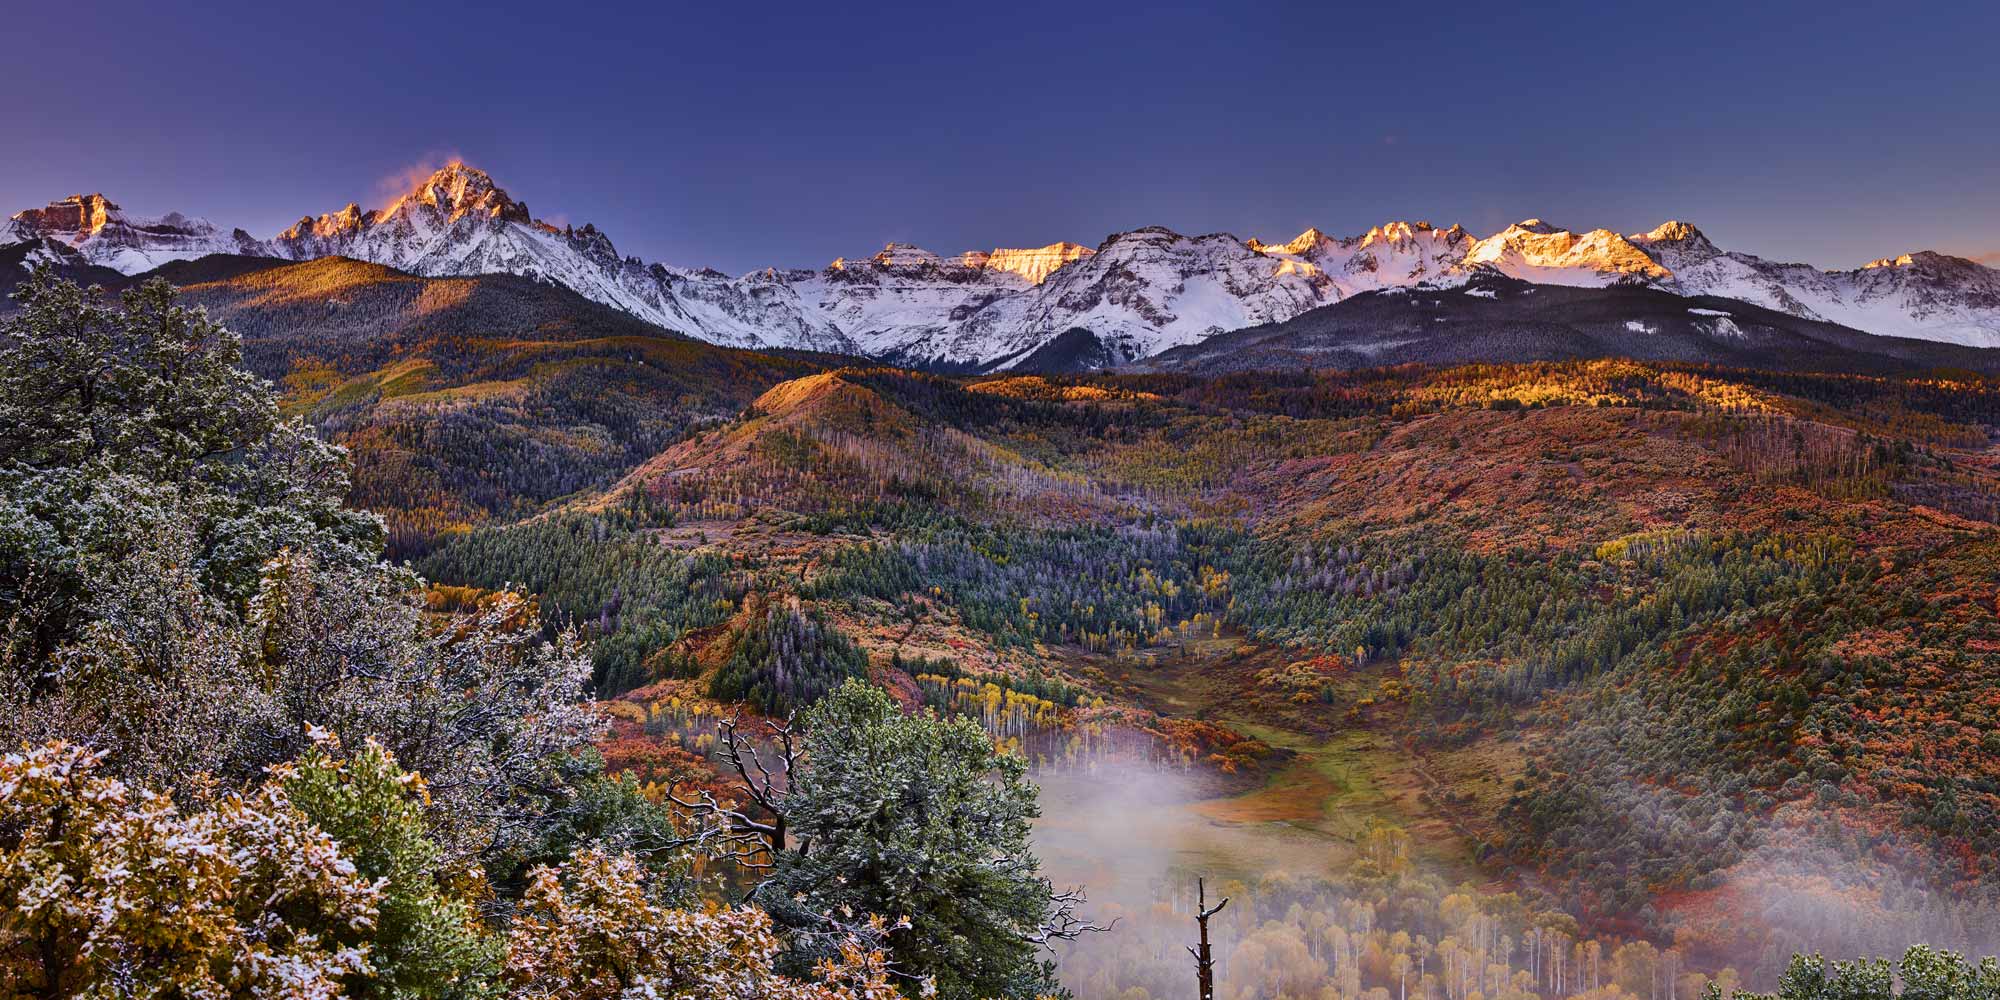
[{"xmin": 1030, "ymin": 885, "xmax": 1116, "ymax": 950}]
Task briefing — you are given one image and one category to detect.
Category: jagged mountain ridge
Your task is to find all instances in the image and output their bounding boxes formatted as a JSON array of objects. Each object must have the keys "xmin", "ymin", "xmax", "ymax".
[{"xmin": 8, "ymin": 163, "xmax": 2000, "ymax": 365}]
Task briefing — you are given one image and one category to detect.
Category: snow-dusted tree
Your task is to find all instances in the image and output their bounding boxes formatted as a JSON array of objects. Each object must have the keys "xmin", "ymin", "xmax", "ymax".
[
  {"xmin": 0, "ymin": 741, "xmax": 380, "ymax": 999},
  {"xmin": 504, "ymin": 847, "xmax": 900, "ymax": 1000},
  {"xmin": 706, "ymin": 680, "xmax": 1088, "ymax": 1000},
  {"xmin": 1714, "ymin": 945, "xmax": 2000, "ymax": 999},
  {"xmin": 5, "ymin": 513, "xmax": 600, "ymax": 868},
  {"xmin": 0, "ymin": 272, "xmax": 602, "ymax": 868},
  {"xmin": 241, "ymin": 549, "xmax": 601, "ymax": 867},
  {"xmin": 0, "ymin": 268, "xmax": 379, "ymax": 661}
]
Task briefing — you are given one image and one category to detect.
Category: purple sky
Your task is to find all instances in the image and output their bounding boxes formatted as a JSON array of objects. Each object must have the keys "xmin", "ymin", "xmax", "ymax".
[{"xmin": 7, "ymin": 1, "xmax": 1998, "ymax": 275}]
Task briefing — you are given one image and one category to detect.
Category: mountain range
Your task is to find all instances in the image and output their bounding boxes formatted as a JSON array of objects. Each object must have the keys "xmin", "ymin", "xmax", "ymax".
[{"xmin": 8, "ymin": 162, "xmax": 2000, "ymax": 368}]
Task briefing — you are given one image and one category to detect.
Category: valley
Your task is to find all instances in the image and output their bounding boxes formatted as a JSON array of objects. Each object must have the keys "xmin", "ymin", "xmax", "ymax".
[
  {"xmin": 1041, "ymin": 634, "xmax": 1519, "ymax": 881},
  {"xmin": 393, "ymin": 350, "xmax": 2000, "ymax": 992}
]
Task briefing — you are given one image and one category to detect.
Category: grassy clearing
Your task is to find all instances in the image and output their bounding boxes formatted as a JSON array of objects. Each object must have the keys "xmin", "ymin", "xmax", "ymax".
[{"xmin": 1062, "ymin": 635, "xmax": 1519, "ymax": 887}]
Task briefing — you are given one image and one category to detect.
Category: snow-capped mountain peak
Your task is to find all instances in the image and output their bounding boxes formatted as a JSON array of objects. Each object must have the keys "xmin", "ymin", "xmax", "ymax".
[
  {"xmin": 1249, "ymin": 227, "xmax": 1330, "ymax": 256},
  {"xmin": 1360, "ymin": 221, "xmax": 1464, "ymax": 248},
  {"xmin": 270, "ymin": 163, "xmax": 541, "ymax": 260},
  {"xmin": 1863, "ymin": 250, "xmax": 1969, "ymax": 273},
  {"xmin": 1251, "ymin": 220, "xmax": 1471, "ymax": 298},
  {"xmin": 869, "ymin": 243, "xmax": 944, "ymax": 270},
  {"xmin": 8, "ymin": 193, "xmax": 122, "ymax": 242},
  {"xmin": 395, "ymin": 161, "xmax": 530, "ymax": 224},
  {"xmin": 1633, "ymin": 219, "xmax": 1714, "ymax": 249},
  {"xmin": 1253, "ymin": 222, "xmax": 1471, "ymax": 260},
  {"xmin": 1867, "ymin": 253, "xmax": 1921, "ymax": 270},
  {"xmin": 1609, "ymin": 226, "xmax": 2000, "ymax": 346},
  {"xmin": 1627, "ymin": 221, "xmax": 1722, "ymax": 276},
  {"xmin": 826, "ymin": 240, "xmax": 1095, "ymax": 289},
  {"xmin": 280, "ymin": 203, "xmax": 368, "ymax": 243}
]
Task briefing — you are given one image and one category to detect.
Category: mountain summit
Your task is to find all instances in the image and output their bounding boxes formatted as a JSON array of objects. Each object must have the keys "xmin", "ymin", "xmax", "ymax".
[{"xmin": 398, "ymin": 161, "xmax": 532, "ymax": 224}]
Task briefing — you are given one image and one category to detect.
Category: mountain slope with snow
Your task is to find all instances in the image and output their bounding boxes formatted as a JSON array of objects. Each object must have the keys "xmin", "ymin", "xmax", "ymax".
[
  {"xmin": 795, "ymin": 227, "xmax": 1335, "ymax": 366},
  {"xmin": 1629, "ymin": 222, "xmax": 2000, "ymax": 346},
  {"xmin": 0, "ymin": 236, "xmax": 128, "ymax": 299},
  {"xmin": 1137, "ymin": 272, "xmax": 2000, "ymax": 376},
  {"xmin": 8, "ymin": 163, "xmax": 2000, "ymax": 365},
  {"xmin": 3, "ymin": 193, "xmax": 266, "ymax": 273}
]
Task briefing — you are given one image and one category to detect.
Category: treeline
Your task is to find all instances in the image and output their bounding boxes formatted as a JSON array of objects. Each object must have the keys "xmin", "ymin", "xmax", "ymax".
[
  {"xmin": 1238, "ymin": 530, "xmax": 1867, "ymax": 715},
  {"xmin": 419, "ymin": 511, "xmax": 752, "ymax": 692},
  {"xmin": 1075, "ymin": 361, "xmax": 2000, "ymax": 428},
  {"xmin": 807, "ymin": 518, "xmax": 1239, "ymax": 653},
  {"xmin": 809, "ymin": 516, "xmax": 1866, "ymax": 724}
]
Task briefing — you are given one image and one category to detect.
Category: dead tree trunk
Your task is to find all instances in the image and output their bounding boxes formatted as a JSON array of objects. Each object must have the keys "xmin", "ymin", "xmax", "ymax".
[{"xmin": 1187, "ymin": 877, "xmax": 1229, "ymax": 1000}]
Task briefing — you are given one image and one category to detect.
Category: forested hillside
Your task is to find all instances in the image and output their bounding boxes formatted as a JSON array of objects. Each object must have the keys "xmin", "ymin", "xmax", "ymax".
[{"xmin": 140, "ymin": 255, "xmax": 837, "ymax": 553}]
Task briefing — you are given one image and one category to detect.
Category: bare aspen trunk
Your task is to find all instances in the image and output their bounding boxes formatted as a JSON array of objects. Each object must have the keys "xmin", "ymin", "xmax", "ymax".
[{"xmin": 1187, "ymin": 878, "xmax": 1229, "ymax": 1000}]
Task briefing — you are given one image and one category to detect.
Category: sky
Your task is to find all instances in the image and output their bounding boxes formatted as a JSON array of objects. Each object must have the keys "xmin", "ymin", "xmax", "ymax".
[{"xmin": 7, "ymin": 0, "xmax": 1998, "ymax": 275}]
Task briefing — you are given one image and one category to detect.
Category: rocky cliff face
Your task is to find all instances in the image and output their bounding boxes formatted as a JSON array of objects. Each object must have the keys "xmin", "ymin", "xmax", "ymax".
[{"xmin": 959, "ymin": 242, "xmax": 1095, "ymax": 284}]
